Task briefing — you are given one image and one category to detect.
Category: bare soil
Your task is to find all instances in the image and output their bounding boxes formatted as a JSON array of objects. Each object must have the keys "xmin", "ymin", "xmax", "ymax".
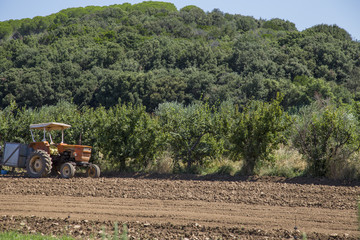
[{"xmin": 0, "ymin": 173, "xmax": 358, "ymax": 239}]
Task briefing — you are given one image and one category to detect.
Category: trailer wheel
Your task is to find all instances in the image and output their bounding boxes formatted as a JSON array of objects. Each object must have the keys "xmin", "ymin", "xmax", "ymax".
[
  {"xmin": 60, "ymin": 162, "xmax": 75, "ymax": 179},
  {"xmin": 26, "ymin": 150, "xmax": 52, "ymax": 178},
  {"xmin": 87, "ymin": 164, "xmax": 100, "ymax": 178}
]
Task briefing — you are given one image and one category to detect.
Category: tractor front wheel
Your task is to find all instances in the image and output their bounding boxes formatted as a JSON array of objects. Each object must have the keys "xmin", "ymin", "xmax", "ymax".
[
  {"xmin": 87, "ymin": 164, "xmax": 100, "ymax": 178},
  {"xmin": 26, "ymin": 150, "xmax": 52, "ymax": 178},
  {"xmin": 60, "ymin": 163, "xmax": 75, "ymax": 179}
]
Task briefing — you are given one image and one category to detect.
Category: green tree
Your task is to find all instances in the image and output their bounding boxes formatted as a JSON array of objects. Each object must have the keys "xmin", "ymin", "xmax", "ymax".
[
  {"xmin": 0, "ymin": 2, "xmax": 360, "ymax": 112},
  {"xmin": 0, "ymin": 22, "xmax": 13, "ymax": 39},
  {"xmin": 95, "ymin": 103, "xmax": 160, "ymax": 171},
  {"xmin": 262, "ymin": 18, "xmax": 297, "ymax": 31},
  {"xmin": 156, "ymin": 102, "xmax": 221, "ymax": 172},
  {"xmin": 293, "ymin": 100, "xmax": 360, "ymax": 177},
  {"xmin": 230, "ymin": 96, "xmax": 292, "ymax": 175},
  {"xmin": 304, "ymin": 24, "xmax": 352, "ymax": 41},
  {"xmin": 180, "ymin": 5, "xmax": 207, "ymax": 25}
]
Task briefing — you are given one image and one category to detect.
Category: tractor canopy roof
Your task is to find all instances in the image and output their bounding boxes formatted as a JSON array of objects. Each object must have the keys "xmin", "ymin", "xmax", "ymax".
[{"xmin": 30, "ymin": 122, "xmax": 71, "ymax": 131}]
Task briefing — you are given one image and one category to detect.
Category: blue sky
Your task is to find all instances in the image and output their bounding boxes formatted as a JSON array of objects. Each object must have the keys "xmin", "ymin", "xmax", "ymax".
[{"xmin": 0, "ymin": 0, "xmax": 359, "ymax": 40}]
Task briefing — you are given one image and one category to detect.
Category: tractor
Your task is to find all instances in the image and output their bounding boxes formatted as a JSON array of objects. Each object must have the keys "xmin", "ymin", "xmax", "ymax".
[{"xmin": 0, "ymin": 122, "xmax": 100, "ymax": 178}]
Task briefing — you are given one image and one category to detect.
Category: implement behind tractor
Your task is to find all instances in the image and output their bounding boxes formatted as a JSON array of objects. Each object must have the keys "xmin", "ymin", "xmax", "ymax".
[{"xmin": 0, "ymin": 122, "xmax": 100, "ymax": 178}]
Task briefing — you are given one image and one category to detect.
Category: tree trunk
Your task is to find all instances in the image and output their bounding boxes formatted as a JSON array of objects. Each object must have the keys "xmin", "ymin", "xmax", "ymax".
[
  {"xmin": 120, "ymin": 158, "xmax": 126, "ymax": 172},
  {"xmin": 186, "ymin": 152, "xmax": 192, "ymax": 172},
  {"xmin": 241, "ymin": 158, "xmax": 256, "ymax": 175},
  {"xmin": 186, "ymin": 134, "xmax": 206, "ymax": 172}
]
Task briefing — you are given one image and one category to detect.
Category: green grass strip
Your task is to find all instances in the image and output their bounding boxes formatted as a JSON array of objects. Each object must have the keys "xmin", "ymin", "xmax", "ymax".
[{"xmin": 0, "ymin": 231, "xmax": 74, "ymax": 240}]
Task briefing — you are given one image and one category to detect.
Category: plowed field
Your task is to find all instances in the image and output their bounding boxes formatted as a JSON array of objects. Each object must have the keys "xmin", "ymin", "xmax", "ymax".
[{"xmin": 0, "ymin": 174, "xmax": 358, "ymax": 239}]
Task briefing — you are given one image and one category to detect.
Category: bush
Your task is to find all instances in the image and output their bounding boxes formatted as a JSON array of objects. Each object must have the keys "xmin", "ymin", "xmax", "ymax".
[
  {"xmin": 150, "ymin": 151, "xmax": 174, "ymax": 174},
  {"xmin": 230, "ymin": 95, "xmax": 292, "ymax": 175},
  {"xmin": 95, "ymin": 103, "xmax": 162, "ymax": 171},
  {"xmin": 293, "ymin": 100, "xmax": 360, "ymax": 178},
  {"xmin": 216, "ymin": 164, "xmax": 236, "ymax": 175},
  {"xmin": 258, "ymin": 145, "xmax": 306, "ymax": 178},
  {"xmin": 156, "ymin": 102, "xmax": 223, "ymax": 172}
]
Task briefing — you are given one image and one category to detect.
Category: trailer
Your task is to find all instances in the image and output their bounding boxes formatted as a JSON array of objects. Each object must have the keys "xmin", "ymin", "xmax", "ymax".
[{"xmin": 0, "ymin": 142, "xmax": 29, "ymax": 173}]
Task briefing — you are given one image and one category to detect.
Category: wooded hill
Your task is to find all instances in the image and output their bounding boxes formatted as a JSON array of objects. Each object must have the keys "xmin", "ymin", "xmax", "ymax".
[
  {"xmin": 1, "ymin": 2, "xmax": 360, "ymax": 178},
  {"xmin": 0, "ymin": 1, "xmax": 359, "ymax": 111}
]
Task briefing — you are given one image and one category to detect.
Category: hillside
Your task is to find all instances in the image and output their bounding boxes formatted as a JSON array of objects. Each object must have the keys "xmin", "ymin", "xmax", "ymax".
[{"xmin": 0, "ymin": 1, "xmax": 359, "ymax": 111}]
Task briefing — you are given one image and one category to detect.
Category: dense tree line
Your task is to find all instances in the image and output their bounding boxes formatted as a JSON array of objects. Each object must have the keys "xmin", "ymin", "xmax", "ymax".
[
  {"xmin": 0, "ymin": 99, "xmax": 359, "ymax": 179},
  {"xmin": 0, "ymin": 1, "xmax": 359, "ymax": 111}
]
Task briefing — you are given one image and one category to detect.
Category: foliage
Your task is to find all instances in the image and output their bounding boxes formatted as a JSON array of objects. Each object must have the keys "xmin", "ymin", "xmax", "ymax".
[
  {"xmin": 131, "ymin": 1, "xmax": 177, "ymax": 13},
  {"xmin": 293, "ymin": 100, "xmax": 360, "ymax": 177},
  {"xmin": 0, "ymin": 2, "xmax": 358, "ymax": 111},
  {"xmin": 0, "ymin": 99, "xmax": 360, "ymax": 178},
  {"xmin": 0, "ymin": 2, "xmax": 360, "ymax": 178},
  {"xmin": 257, "ymin": 145, "xmax": 306, "ymax": 178},
  {"xmin": 95, "ymin": 103, "xmax": 161, "ymax": 171},
  {"xmin": 156, "ymin": 101, "xmax": 222, "ymax": 172},
  {"xmin": 101, "ymin": 222, "xmax": 128, "ymax": 240},
  {"xmin": 216, "ymin": 164, "xmax": 236, "ymax": 176},
  {"xmin": 0, "ymin": 231, "xmax": 74, "ymax": 240},
  {"xmin": 262, "ymin": 18, "xmax": 297, "ymax": 31},
  {"xmin": 304, "ymin": 24, "xmax": 352, "ymax": 41},
  {"xmin": 230, "ymin": 95, "xmax": 292, "ymax": 175}
]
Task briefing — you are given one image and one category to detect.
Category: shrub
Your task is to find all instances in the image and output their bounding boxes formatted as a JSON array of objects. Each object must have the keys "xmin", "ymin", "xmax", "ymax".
[
  {"xmin": 156, "ymin": 102, "xmax": 223, "ymax": 172},
  {"xmin": 258, "ymin": 145, "xmax": 306, "ymax": 178},
  {"xmin": 150, "ymin": 151, "xmax": 174, "ymax": 174},
  {"xmin": 230, "ymin": 95, "xmax": 292, "ymax": 175},
  {"xmin": 96, "ymin": 103, "xmax": 162, "ymax": 171},
  {"xmin": 216, "ymin": 164, "xmax": 236, "ymax": 175},
  {"xmin": 293, "ymin": 100, "xmax": 360, "ymax": 178}
]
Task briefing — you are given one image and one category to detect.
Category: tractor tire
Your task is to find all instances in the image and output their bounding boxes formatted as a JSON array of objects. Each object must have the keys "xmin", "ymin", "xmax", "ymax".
[
  {"xmin": 87, "ymin": 164, "xmax": 101, "ymax": 178},
  {"xmin": 60, "ymin": 162, "xmax": 76, "ymax": 179},
  {"xmin": 26, "ymin": 150, "xmax": 52, "ymax": 178}
]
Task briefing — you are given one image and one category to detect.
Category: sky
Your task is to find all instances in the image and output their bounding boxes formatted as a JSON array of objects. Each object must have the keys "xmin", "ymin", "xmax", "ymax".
[{"xmin": 0, "ymin": 0, "xmax": 359, "ymax": 40}]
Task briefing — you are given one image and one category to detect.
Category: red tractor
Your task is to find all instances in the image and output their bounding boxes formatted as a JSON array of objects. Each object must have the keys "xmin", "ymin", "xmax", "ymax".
[{"xmin": 1, "ymin": 122, "xmax": 100, "ymax": 178}]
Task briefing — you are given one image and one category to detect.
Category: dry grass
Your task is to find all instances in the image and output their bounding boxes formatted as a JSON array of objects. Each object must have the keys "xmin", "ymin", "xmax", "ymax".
[
  {"xmin": 258, "ymin": 145, "xmax": 307, "ymax": 178},
  {"xmin": 149, "ymin": 151, "xmax": 174, "ymax": 174},
  {"xmin": 208, "ymin": 157, "xmax": 243, "ymax": 176},
  {"xmin": 149, "ymin": 152, "xmax": 243, "ymax": 176},
  {"xmin": 327, "ymin": 152, "xmax": 360, "ymax": 180},
  {"xmin": 124, "ymin": 144, "xmax": 360, "ymax": 180}
]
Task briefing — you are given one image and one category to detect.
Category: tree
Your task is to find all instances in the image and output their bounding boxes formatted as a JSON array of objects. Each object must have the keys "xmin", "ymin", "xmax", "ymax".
[
  {"xmin": 180, "ymin": 5, "xmax": 207, "ymax": 25},
  {"xmin": 0, "ymin": 22, "xmax": 13, "ymax": 40},
  {"xmin": 233, "ymin": 15, "xmax": 258, "ymax": 32},
  {"xmin": 0, "ymin": 2, "xmax": 360, "ymax": 112},
  {"xmin": 304, "ymin": 24, "xmax": 352, "ymax": 41},
  {"xmin": 262, "ymin": 18, "xmax": 297, "ymax": 31},
  {"xmin": 293, "ymin": 100, "xmax": 360, "ymax": 178},
  {"xmin": 230, "ymin": 95, "xmax": 292, "ymax": 175},
  {"xmin": 156, "ymin": 102, "xmax": 220, "ymax": 172},
  {"xmin": 95, "ymin": 103, "xmax": 160, "ymax": 171}
]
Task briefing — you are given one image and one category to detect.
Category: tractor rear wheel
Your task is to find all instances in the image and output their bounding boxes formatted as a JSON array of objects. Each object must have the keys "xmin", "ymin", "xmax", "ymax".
[
  {"xmin": 87, "ymin": 164, "xmax": 100, "ymax": 178},
  {"xmin": 26, "ymin": 150, "xmax": 52, "ymax": 178},
  {"xmin": 60, "ymin": 162, "xmax": 75, "ymax": 179}
]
